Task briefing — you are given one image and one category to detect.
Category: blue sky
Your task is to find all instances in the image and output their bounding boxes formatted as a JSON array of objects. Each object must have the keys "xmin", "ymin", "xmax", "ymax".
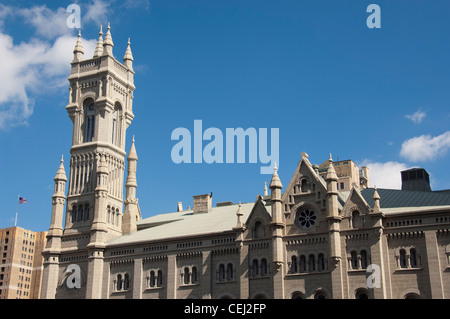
[{"xmin": 0, "ymin": 0, "xmax": 449, "ymax": 232}]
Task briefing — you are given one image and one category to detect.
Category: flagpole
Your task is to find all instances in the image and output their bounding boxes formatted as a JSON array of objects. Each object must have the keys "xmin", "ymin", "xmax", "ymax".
[{"xmin": 14, "ymin": 194, "xmax": 19, "ymax": 227}]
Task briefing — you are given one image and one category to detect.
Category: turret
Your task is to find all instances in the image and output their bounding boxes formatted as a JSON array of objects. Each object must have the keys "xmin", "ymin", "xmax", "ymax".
[
  {"xmin": 122, "ymin": 137, "xmax": 140, "ymax": 235},
  {"xmin": 93, "ymin": 25, "xmax": 103, "ymax": 58},
  {"xmin": 102, "ymin": 23, "xmax": 114, "ymax": 56},
  {"xmin": 123, "ymin": 38, "xmax": 134, "ymax": 71},
  {"xmin": 72, "ymin": 30, "xmax": 84, "ymax": 62}
]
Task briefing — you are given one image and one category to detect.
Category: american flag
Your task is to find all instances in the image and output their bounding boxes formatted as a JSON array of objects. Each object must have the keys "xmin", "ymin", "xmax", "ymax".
[{"xmin": 18, "ymin": 197, "xmax": 27, "ymax": 204}]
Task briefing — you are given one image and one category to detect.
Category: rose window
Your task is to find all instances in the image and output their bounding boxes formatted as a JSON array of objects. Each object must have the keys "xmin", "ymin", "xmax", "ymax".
[{"xmin": 296, "ymin": 208, "xmax": 317, "ymax": 228}]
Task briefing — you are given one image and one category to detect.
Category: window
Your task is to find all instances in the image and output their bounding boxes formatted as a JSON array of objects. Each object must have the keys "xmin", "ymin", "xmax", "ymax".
[
  {"xmin": 116, "ymin": 274, "xmax": 122, "ymax": 291},
  {"xmin": 410, "ymin": 248, "xmax": 417, "ymax": 267},
  {"xmin": 301, "ymin": 179, "xmax": 308, "ymax": 192},
  {"xmin": 157, "ymin": 270, "xmax": 163, "ymax": 287},
  {"xmin": 226, "ymin": 263, "xmax": 233, "ymax": 281},
  {"xmin": 191, "ymin": 266, "xmax": 198, "ymax": 283},
  {"xmin": 261, "ymin": 258, "xmax": 268, "ymax": 276},
  {"xmin": 355, "ymin": 288, "xmax": 369, "ymax": 299},
  {"xmin": 314, "ymin": 290, "xmax": 327, "ymax": 299},
  {"xmin": 123, "ymin": 273, "xmax": 130, "ymax": 290},
  {"xmin": 296, "ymin": 208, "xmax": 317, "ymax": 229},
  {"xmin": 308, "ymin": 254, "xmax": 315, "ymax": 272},
  {"xmin": 351, "ymin": 251, "xmax": 358, "ymax": 269},
  {"xmin": 290, "ymin": 256, "xmax": 298, "ymax": 273},
  {"xmin": 149, "ymin": 271, "xmax": 155, "ymax": 287},
  {"xmin": 252, "ymin": 259, "xmax": 259, "ymax": 277},
  {"xmin": 218, "ymin": 264, "xmax": 225, "ymax": 281},
  {"xmin": 318, "ymin": 253, "xmax": 325, "ymax": 272},
  {"xmin": 299, "ymin": 255, "xmax": 306, "ymax": 273},
  {"xmin": 183, "ymin": 267, "xmax": 190, "ymax": 284},
  {"xmin": 360, "ymin": 250, "xmax": 368, "ymax": 269},
  {"xmin": 399, "ymin": 249, "xmax": 407, "ymax": 268},
  {"xmin": 112, "ymin": 103, "xmax": 122, "ymax": 146},
  {"xmin": 253, "ymin": 221, "xmax": 264, "ymax": 238},
  {"xmin": 83, "ymin": 99, "xmax": 95, "ymax": 142}
]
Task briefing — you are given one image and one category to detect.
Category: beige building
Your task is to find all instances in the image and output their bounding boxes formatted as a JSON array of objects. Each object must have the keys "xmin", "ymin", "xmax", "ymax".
[
  {"xmin": 0, "ymin": 226, "xmax": 47, "ymax": 299},
  {"xmin": 40, "ymin": 25, "xmax": 450, "ymax": 299}
]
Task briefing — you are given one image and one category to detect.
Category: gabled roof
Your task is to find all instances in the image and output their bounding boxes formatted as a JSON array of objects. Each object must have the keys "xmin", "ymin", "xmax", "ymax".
[{"xmin": 108, "ymin": 202, "xmax": 260, "ymax": 245}]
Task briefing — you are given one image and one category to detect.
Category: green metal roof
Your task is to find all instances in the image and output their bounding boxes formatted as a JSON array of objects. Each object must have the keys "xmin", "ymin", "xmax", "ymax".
[{"xmin": 361, "ymin": 188, "xmax": 450, "ymax": 208}]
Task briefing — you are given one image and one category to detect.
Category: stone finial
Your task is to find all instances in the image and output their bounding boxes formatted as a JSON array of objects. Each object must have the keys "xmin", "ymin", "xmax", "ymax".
[
  {"xmin": 123, "ymin": 38, "xmax": 134, "ymax": 70},
  {"xmin": 54, "ymin": 154, "xmax": 67, "ymax": 182},
  {"xmin": 263, "ymin": 181, "xmax": 268, "ymax": 196},
  {"xmin": 269, "ymin": 162, "xmax": 283, "ymax": 189},
  {"xmin": 373, "ymin": 186, "xmax": 381, "ymax": 213},
  {"xmin": 72, "ymin": 30, "xmax": 84, "ymax": 62},
  {"xmin": 103, "ymin": 22, "xmax": 114, "ymax": 56},
  {"xmin": 93, "ymin": 25, "xmax": 103, "ymax": 57}
]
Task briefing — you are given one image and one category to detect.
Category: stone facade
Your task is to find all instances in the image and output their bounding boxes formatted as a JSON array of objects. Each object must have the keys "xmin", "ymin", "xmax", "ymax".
[{"xmin": 40, "ymin": 26, "xmax": 450, "ymax": 299}]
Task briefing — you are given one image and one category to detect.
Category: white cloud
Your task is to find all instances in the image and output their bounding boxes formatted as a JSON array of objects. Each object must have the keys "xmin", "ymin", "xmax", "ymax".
[
  {"xmin": 405, "ymin": 109, "xmax": 426, "ymax": 124},
  {"xmin": 17, "ymin": 5, "xmax": 71, "ymax": 39},
  {"xmin": 360, "ymin": 160, "xmax": 409, "ymax": 189},
  {"xmin": 83, "ymin": 0, "xmax": 112, "ymax": 26},
  {"xmin": 400, "ymin": 131, "xmax": 450, "ymax": 162}
]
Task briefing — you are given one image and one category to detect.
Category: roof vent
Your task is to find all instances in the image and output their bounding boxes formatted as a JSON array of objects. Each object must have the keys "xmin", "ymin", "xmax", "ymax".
[{"xmin": 401, "ymin": 168, "xmax": 431, "ymax": 192}]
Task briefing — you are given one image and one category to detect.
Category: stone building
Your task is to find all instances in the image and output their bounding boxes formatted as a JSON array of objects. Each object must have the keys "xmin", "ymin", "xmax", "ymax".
[{"xmin": 40, "ymin": 26, "xmax": 450, "ymax": 299}]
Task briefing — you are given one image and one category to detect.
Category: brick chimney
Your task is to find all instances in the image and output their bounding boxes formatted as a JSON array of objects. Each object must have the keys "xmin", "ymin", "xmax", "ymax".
[{"xmin": 193, "ymin": 194, "xmax": 212, "ymax": 214}]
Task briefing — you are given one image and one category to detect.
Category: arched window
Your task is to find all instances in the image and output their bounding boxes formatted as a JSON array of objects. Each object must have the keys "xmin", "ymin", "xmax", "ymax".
[
  {"xmin": 83, "ymin": 99, "xmax": 95, "ymax": 142},
  {"xmin": 226, "ymin": 263, "xmax": 233, "ymax": 281},
  {"xmin": 351, "ymin": 251, "xmax": 358, "ymax": 269},
  {"xmin": 399, "ymin": 249, "xmax": 407, "ymax": 268},
  {"xmin": 299, "ymin": 255, "xmax": 306, "ymax": 273},
  {"xmin": 219, "ymin": 264, "xmax": 225, "ymax": 281},
  {"xmin": 318, "ymin": 253, "xmax": 325, "ymax": 272},
  {"xmin": 314, "ymin": 290, "xmax": 327, "ymax": 299},
  {"xmin": 123, "ymin": 273, "xmax": 130, "ymax": 290},
  {"xmin": 252, "ymin": 259, "xmax": 259, "ymax": 277},
  {"xmin": 157, "ymin": 270, "xmax": 163, "ymax": 287},
  {"xmin": 352, "ymin": 211, "xmax": 360, "ymax": 228},
  {"xmin": 117, "ymin": 274, "xmax": 122, "ymax": 291},
  {"xmin": 404, "ymin": 293, "xmax": 420, "ymax": 299},
  {"xmin": 261, "ymin": 258, "xmax": 268, "ymax": 276},
  {"xmin": 291, "ymin": 291, "xmax": 305, "ymax": 299},
  {"xmin": 77, "ymin": 206, "xmax": 83, "ymax": 222},
  {"xmin": 254, "ymin": 221, "xmax": 263, "ymax": 238},
  {"xmin": 192, "ymin": 266, "xmax": 198, "ymax": 283},
  {"xmin": 410, "ymin": 248, "xmax": 417, "ymax": 267},
  {"xmin": 308, "ymin": 254, "xmax": 315, "ymax": 272},
  {"xmin": 291, "ymin": 256, "xmax": 298, "ymax": 273},
  {"xmin": 84, "ymin": 204, "xmax": 90, "ymax": 221},
  {"xmin": 301, "ymin": 179, "xmax": 308, "ymax": 192},
  {"xmin": 183, "ymin": 267, "xmax": 190, "ymax": 284},
  {"xmin": 355, "ymin": 288, "xmax": 369, "ymax": 299},
  {"xmin": 149, "ymin": 271, "xmax": 155, "ymax": 287},
  {"xmin": 71, "ymin": 205, "xmax": 77, "ymax": 223},
  {"xmin": 360, "ymin": 250, "xmax": 368, "ymax": 269},
  {"xmin": 112, "ymin": 103, "xmax": 122, "ymax": 147}
]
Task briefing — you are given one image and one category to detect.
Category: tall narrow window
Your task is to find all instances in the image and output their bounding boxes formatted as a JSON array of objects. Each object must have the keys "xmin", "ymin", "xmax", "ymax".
[
  {"xmin": 191, "ymin": 266, "xmax": 198, "ymax": 283},
  {"xmin": 399, "ymin": 249, "xmax": 407, "ymax": 268},
  {"xmin": 291, "ymin": 256, "xmax": 298, "ymax": 273},
  {"xmin": 219, "ymin": 264, "xmax": 225, "ymax": 281},
  {"xmin": 254, "ymin": 221, "xmax": 263, "ymax": 238},
  {"xmin": 226, "ymin": 263, "xmax": 233, "ymax": 281},
  {"xmin": 112, "ymin": 108, "xmax": 117, "ymax": 145},
  {"xmin": 360, "ymin": 250, "xmax": 368, "ymax": 269},
  {"xmin": 308, "ymin": 254, "xmax": 315, "ymax": 272},
  {"xmin": 252, "ymin": 259, "xmax": 259, "ymax": 277},
  {"xmin": 183, "ymin": 267, "xmax": 190, "ymax": 284},
  {"xmin": 84, "ymin": 99, "xmax": 95, "ymax": 142},
  {"xmin": 351, "ymin": 251, "xmax": 358, "ymax": 269},
  {"xmin": 124, "ymin": 273, "xmax": 130, "ymax": 290},
  {"xmin": 261, "ymin": 258, "xmax": 268, "ymax": 276},
  {"xmin": 318, "ymin": 253, "xmax": 325, "ymax": 272},
  {"xmin": 299, "ymin": 255, "xmax": 306, "ymax": 273},
  {"xmin": 117, "ymin": 274, "xmax": 122, "ymax": 291},
  {"xmin": 157, "ymin": 270, "xmax": 163, "ymax": 287},
  {"xmin": 149, "ymin": 271, "xmax": 155, "ymax": 287},
  {"xmin": 410, "ymin": 248, "xmax": 417, "ymax": 268}
]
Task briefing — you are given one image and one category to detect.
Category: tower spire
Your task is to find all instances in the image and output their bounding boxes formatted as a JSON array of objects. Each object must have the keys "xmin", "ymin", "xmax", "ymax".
[
  {"xmin": 123, "ymin": 38, "xmax": 134, "ymax": 71},
  {"xmin": 93, "ymin": 25, "xmax": 103, "ymax": 57},
  {"xmin": 123, "ymin": 137, "xmax": 140, "ymax": 235},
  {"xmin": 102, "ymin": 22, "xmax": 114, "ymax": 56},
  {"xmin": 72, "ymin": 30, "xmax": 84, "ymax": 62}
]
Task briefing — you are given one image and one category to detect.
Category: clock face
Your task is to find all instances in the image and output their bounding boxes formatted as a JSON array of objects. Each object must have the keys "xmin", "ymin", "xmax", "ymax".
[{"xmin": 296, "ymin": 208, "xmax": 317, "ymax": 229}]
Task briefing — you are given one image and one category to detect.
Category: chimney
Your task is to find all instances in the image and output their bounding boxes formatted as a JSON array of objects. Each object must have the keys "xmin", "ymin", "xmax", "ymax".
[
  {"xmin": 193, "ymin": 194, "xmax": 212, "ymax": 214},
  {"xmin": 177, "ymin": 202, "xmax": 183, "ymax": 212}
]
